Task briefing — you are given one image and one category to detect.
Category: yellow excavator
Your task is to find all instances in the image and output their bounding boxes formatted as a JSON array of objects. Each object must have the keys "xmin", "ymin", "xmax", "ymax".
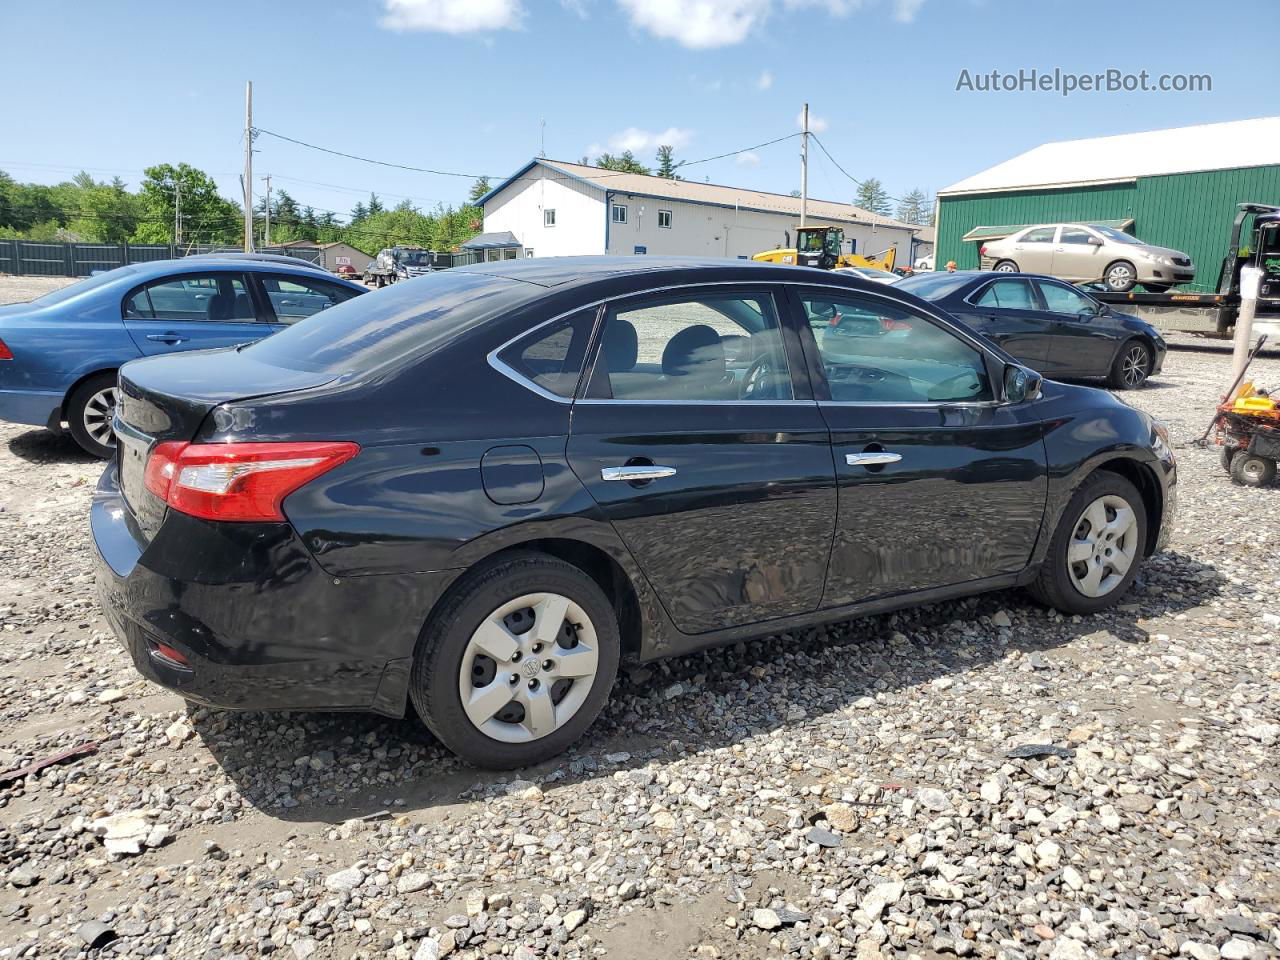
[{"xmin": 752, "ymin": 225, "xmax": 897, "ymax": 272}]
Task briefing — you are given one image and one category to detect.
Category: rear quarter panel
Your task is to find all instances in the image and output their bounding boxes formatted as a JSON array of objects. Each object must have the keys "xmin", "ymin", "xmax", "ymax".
[{"xmin": 0, "ymin": 296, "xmax": 138, "ymax": 394}]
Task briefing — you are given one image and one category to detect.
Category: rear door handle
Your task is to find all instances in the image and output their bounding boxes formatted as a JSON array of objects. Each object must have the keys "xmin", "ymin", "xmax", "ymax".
[
  {"xmin": 601, "ymin": 465, "xmax": 677, "ymax": 482},
  {"xmin": 846, "ymin": 452, "xmax": 902, "ymax": 466},
  {"xmin": 146, "ymin": 333, "xmax": 188, "ymax": 345}
]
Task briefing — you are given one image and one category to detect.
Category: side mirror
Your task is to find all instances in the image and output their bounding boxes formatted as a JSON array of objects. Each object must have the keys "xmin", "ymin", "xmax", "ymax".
[
  {"xmin": 1088, "ymin": 236, "xmax": 1104, "ymax": 246},
  {"xmin": 1004, "ymin": 364, "xmax": 1043, "ymax": 403}
]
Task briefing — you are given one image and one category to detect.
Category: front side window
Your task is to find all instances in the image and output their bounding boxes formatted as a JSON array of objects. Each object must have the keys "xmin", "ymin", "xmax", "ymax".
[
  {"xmin": 593, "ymin": 292, "xmax": 792, "ymax": 402},
  {"xmin": 657, "ymin": 209, "xmax": 672, "ymax": 229},
  {"xmin": 544, "ymin": 209, "xmax": 556, "ymax": 227},
  {"xmin": 124, "ymin": 272, "xmax": 255, "ymax": 322},
  {"xmin": 260, "ymin": 273, "xmax": 361, "ymax": 325},
  {"xmin": 804, "ymin": 294, "xmax": 991, "ymax": 404},
  {"xmin": 612, "ymin": 204, "xmax": 628, "ymax": 224},
  {"xmin": 1059, "ymin": 226, "xmax": 1095, "ymax": 245},
  {"xmin": 1037, "ymin": 281, "xmax": 1097, "ymax": 316},
  {"xmin": 1020, "ymin": 227, "xmax": 1056, "ymax": 243},
  {"xmin": 497, "ymin": 309, "xmax": 595, "ymax": 398},
  {"xmin": 975, "ymin": 278, "xmax": 1036, "ymax": 310}
]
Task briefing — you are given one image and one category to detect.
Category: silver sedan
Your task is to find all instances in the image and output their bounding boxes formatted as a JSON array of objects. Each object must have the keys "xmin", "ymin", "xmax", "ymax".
[{"xmin": 981, "ymin": 223, "xmax": 1194, "ymax": 292}]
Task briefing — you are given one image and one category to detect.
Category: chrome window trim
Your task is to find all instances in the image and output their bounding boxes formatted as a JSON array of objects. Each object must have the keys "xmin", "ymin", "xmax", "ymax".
[{"xmin": 486, "ymin": 277, "xmax": 1004, "ymax": 407}]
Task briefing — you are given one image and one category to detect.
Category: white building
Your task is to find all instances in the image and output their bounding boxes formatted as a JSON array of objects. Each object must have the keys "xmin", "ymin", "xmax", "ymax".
[{"xmin": 477, "ymin": 158, "xmax": 919, "ymax": 264}]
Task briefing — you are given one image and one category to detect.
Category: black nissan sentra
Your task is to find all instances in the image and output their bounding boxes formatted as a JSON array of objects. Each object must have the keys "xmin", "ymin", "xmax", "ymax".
[{"xmin": 93, "ymin": 257, "xmax": 1176, "ymax": 769}]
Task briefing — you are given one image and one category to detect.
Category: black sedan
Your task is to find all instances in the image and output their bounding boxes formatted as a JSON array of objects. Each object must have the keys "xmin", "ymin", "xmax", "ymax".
[
  {"xmin": 895, "ymin": 271, "xmax": 1167, "ymax": 389},
  {"xmin": 93, "ymin": 258, "xmax": 1176, "ymax": 769}
]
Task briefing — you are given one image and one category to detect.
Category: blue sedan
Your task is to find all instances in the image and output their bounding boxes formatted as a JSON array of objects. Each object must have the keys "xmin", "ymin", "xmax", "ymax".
[{"xmin": 0, "ymin": 256, "xmax": 366, "ymax": 456}]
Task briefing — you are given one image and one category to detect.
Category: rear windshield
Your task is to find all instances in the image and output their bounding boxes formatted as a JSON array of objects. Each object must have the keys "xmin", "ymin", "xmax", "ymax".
[
  {"xmin": 29, "ymin": 266, "xmax": 137, "ymax": 305},
  {"xmin": 894, "ymin": 273, "xmax": 972, "ymax": 301},
  {"xmin": 242, "ymin": 270, "xmax": 536, "ymax": 374}
]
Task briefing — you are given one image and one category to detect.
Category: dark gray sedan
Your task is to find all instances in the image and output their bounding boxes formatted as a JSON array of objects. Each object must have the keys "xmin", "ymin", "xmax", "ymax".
[{"xmin": 895, "ymin": 271, "xmax": 1167, "ymax": 389}]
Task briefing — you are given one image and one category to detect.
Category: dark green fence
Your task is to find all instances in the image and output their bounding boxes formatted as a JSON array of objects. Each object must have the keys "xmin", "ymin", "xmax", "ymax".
[{"xmin": 0, "ymin": 241, "xmax": 324, "ymax": 277}]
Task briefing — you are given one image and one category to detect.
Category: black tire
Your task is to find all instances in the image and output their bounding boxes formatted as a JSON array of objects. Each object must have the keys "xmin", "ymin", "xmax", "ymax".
[
  {"xmin": 1107, "ymin": 339, "xmax": 1152, "ymax": 390},
  {"xmin": 993, "ymin": 259, "xmax": 1019, "ymax": 273},
  {"xmin": 1229, "ymin": 453, "xmax": 1277, "ymax": 488},
  {"xmin": 1103, "ymin": 260, "xmax": 1137, "ymax": 292},
  {"xmin": 1219, "ymin": 445, "xmax": 1238, "ymax": 474},
  {"xmin": 1029, "ymin": 471, "xmax": 1148, "ymax": 615},
  {"xmin": 409, "ymin": 552, "xmax": 620, "ymax": 769},
  {"xmin": 1141, "ymin": 283, "xmax": 1171, "ymax": 293},
  {"xmin": 65, "ymin": 372, "xmax": 119, "ymax": 459}
]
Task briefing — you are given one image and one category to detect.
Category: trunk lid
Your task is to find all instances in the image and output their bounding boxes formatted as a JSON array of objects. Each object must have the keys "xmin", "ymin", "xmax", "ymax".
[{"xmin": 116, "ymin": 348, "xmax": 335, "ymax": 539}]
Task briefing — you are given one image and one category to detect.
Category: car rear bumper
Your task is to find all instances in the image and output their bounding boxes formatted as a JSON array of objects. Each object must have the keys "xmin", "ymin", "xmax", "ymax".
[
  {"xmin": 91, "ymin": 462, "xmax": 458, "ymax": 717},
  {"xmin": 0, "ymin": 388, "xmax": 62, "ymax": 428}
]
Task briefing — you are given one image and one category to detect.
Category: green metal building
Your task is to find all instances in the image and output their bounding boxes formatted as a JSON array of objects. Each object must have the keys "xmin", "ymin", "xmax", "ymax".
[{"xmin": 936, "ymin": 117, "xmax": 1280, "ymax": 291}]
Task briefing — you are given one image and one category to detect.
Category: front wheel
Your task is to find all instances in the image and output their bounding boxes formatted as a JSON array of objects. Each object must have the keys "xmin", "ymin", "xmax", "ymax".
[
  {"xmin": 1104, "ymin": 260, "xmax": 1137, "ymax": 292},
  {"xmin": 1230, "ymin": 453, "xmax": 1277, "ymax": 488},
  {"xmin": 993, "ymin": 259, "xmax": 1019, "ymax": 273},
  {"xmin": 1029, "ymin": 471, "xmax": 1148, "ymax": 615},
  {"xmin": 410, "ymin": 553, "xmax": 620, "ymax": 769},
  {"xmin": 1219, "ymin": 445, "xmax": 1238, "ymax": 474},
  {"xmin": 1108, "ymin": 340, "xmax": 1152, "ymax": 390},
  {"xmin": 65, "ymin": 372, "xmax": 120, "ymax": 458}
]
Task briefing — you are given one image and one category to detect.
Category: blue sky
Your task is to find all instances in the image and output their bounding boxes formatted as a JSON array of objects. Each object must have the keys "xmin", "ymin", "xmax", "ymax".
[{"xmin": 1, "ymin": 0, "xmax": 1272, "ymax": 222}]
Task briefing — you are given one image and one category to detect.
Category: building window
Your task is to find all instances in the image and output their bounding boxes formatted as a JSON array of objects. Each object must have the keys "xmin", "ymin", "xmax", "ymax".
[
  {"xmin": 657, "ymin": 209, "xmax": 672, "ymax": 229},
  {"xmin": 544, "ymin": 209, "xmax": 556, "ymax": 227},
  {"xmin": 525, "ymin": 249, "xmax": 535, "ymax": 258},
  {"xmin": 503, "ymin": 248, "xmax": 519, "ymax": 260},
  {"xmin": 634, "ymin": 245, "xmax": 647, "ymax": 255},
  {"xmin": 611, "ymin": 203, "xmax": 628, "ymax": 224}
]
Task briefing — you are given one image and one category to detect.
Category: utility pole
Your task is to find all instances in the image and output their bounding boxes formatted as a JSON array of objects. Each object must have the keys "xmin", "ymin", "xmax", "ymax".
[
  {"xmin": 799, "ymin": 102, "xmax": 809, "ymax": 228},
  {"xmin": 261, "ymin": 174, "xmax": 272, "ymax": 247},
  {"xmin": 173, "ymin": 179, "xmax": 181, "ymax": 247},
  {"xmin": 243, "ymin": 81, "xmax": 254, "ymax": 252},
  {"xmin": 539, "ymin": 118, "xmax": 546, "ymax": 158}
]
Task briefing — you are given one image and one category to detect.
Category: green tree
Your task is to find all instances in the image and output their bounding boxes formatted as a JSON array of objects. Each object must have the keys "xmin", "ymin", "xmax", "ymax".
[
  {"xmin": 468, "ymin": 177, "xmax": 492, "ymax": 204},
  {"xmin": 855, "ymin": 177, "xmax": 892, "ymax": 217},
  {"xmin": 366, "ymin": 192, "xmax": 384, "ymax": 216},
  {"xmin": 896, "ymin": 188, "xmax": 930, "ymax": 225},
  {"xmin": 655, "ymin": 145, "xmax": 681, "ymax": 179},
  {"xmin": 132, "ymin": 163, "xmax": 240, "ymax": 245},
  {"xmin": 349, "ymin": 200, "xmax": 367, "ymax": 223},
  {"xmin": 595, "ymin": 150, "xmax": 650, "ymax": 175}
]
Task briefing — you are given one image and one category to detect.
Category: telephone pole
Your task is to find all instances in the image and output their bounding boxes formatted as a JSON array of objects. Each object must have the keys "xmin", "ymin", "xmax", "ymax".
[
  {"xmin": 261, "ymin": 173, "xmax": 272, "ymax": 247},
  {"xmin": 799, "ymin": 102, "xmax": 809, "ymax": 228},
  {"xmin": 243, "ymin": 81, "xmax": 254, "ymax": 252},
  {"xmin": 173, "ymin": 179, "xmax": 181, "ymax": 247}
]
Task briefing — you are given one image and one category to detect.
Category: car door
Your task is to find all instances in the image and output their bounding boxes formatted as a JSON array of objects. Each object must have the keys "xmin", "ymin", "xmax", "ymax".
[
  {"xmin": 1051, "ymin": 226, "xmax": 1103, "ymax": 281},
  {"xmin": 1012, "ymin": 226, "xmax": 1057, "ymax": 272},
  {"xmin": 122, "ymin": 271, "xmax": 269, "ymax": 357},
  {"xmin": 791, "ymin": 286, "xmax": 1048, "ymax": 606},
  {"xmin": 565, "ymin": 286, "xmax": 837, "ymax": 635},
  {"xmin": 255, "ymin": 272, "xmax": 363, "ymax": 331},
  {"xmin": 955, "ymin": 277, "xmax": 1057, "ymax": 371},
  {"xmin": 1032, "ymin": 279, "xmax": 1121, "ymax": 377}
]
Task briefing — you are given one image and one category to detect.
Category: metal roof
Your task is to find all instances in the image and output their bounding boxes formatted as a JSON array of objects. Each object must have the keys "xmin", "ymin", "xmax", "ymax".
[
  {"xmin": 479, "ymin": 158, "xmax": 917, "ymax": 231},
  {"xmin": 940, "ymin": 117, "xmax": 1280, "ymax": 196},
  {"xmin": 960, "ymin": 219, "xmax": 1134, "ymax": 242},
  {"xmin": 461, "ymin": 230, "xmax": 522, "ymax": 249}
]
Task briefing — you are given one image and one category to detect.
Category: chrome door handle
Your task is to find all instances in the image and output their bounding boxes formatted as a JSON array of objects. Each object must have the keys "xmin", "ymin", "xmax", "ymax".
[
  {"xmin": 846, "ymin": 452, "xmax": 902, "ymax": 466},
  {"xmin": 601, "ymin": 465, "xmax": 677, "ymax": 482},
  {"xmin": 146, "ymin": 334, "xmax": 188, "ymax": 344}
]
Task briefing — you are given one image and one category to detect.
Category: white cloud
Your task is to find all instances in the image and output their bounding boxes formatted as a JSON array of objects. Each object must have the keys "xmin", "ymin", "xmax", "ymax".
[
  {"xmin": 796, "ymin": 109, "xmax": 829, "ymax": 133},
  {"xmin": 893, "ymin": 0, "xmax": 925, "ymax": 20},
  {"xmin": 756, "ymin": 70, "xmax": 773, "ymax": 90},
  {"xmin": 735, "ymin": 151, "xmax": 760, "ymax": 167},
  {"xmin": 378, "ymin": 0, "xmax": 523, "ymax": 33},
  {"xmin": 589, "ymin": 126, "xmax": 694, "ymax": 159},
  {"xmin": 615, "ymin": 0, "xmax": 770, "ymax": 49}
]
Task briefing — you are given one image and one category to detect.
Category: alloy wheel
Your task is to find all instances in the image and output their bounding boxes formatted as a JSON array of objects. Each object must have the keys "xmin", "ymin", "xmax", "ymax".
[
  {"xmin": 82, "ymin": 386, "xmax": 119, "ymax": 447},
  {"xmin": 1066, "ymin": 495, "xmax": 1140, "ymax": 598},
  {"xmin": 1121, "ymin": 345, "xmax": 1150, "ymax": 387},
  {"xmin": 458, "ymin": 592, "xmax": 599, "ymax": 743}
]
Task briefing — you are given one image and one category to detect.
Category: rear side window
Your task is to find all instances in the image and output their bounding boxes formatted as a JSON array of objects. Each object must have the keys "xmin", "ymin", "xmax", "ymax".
[
  {"xmin": 976, "ymin": 279, "xmax": 1036, "ymax": 310},
  {"xmin": 496, "ymin": 310, "xmax": 596, "ymax": 398},
  {"xmin": 123, "ymin": 273, "xmax": 255, "ymax": 322},
  {"xmin": 242, "ymin": 271, "xmax": 536, "ymax": 374},
  {"xmin": 259, "ymin": 273, "xmax": 361, "ymax": 325},
  {"xmin": 1021, "ymin": 227, "xmax": 1056, "ymax": 243}
]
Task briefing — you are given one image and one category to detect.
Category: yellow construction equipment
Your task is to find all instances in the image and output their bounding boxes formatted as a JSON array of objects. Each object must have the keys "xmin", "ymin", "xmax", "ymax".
[{"xmin": 752, "ymin": 226, "xmax": 897, "ymax": 272}]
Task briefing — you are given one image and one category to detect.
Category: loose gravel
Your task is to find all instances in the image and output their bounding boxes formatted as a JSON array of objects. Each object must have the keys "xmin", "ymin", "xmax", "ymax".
[{"xmin": 1, "ymin": 276, "xmax": 1278, "ymax": 960}]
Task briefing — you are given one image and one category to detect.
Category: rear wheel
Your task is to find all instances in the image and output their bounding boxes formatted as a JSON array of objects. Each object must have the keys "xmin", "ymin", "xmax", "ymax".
[
  {"xmin": 993, "ymin": 259, "xmax": 1019, "ymax": 273},
  {"xmin": 1030, "ymin": 471, "xmax": 1147, "ymax": 615},
  {"xmin": 1104, "ymin": 260, "xmax": 1137, "ymax": 292},
  {"xmin": 65, "ymin": 372, "xmax": 119, "ymax": 459},
  {"xmin": 1142, "ymin": 283, "xmax": 1171, "ymax": 293},
  {"xmin": 1108, "ymin": 340, "xmax": 1152, "ymax": 389},
  {"xmin": 410, "ymin": 552, "xmax": 620, "ymax": 769},
  {"xmin": 1230, "ymin": 453, "xmax": 1277, "ymax": 488}
]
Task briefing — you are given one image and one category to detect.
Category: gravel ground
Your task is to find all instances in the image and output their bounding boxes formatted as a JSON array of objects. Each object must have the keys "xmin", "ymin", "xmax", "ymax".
[{"xmin": 1, "ymin": 276, "xmax": 1278, "ymax": 960}]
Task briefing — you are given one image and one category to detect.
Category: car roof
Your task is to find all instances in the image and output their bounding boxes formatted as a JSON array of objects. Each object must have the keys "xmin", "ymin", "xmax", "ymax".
[
  {"xmin": 113, "ymin": 257, "xmax": 363, "ymax": 287},
  {"xmin": 450, "ymin": 255, "xmax": 833, "ymax": 289},
  {"xmin": 184, "ymin": 252, "xmax": 331, "ymax": 271}
]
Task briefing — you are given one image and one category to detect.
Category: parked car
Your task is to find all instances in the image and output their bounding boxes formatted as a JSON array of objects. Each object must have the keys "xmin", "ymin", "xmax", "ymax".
[
  {"xmin": 895, "ymin": 270, "xmax": 1167, "ymax": 389},
  {"xmin": 333, "ymin": 263, "xmax": 361, "ymax": 281},
  {"xmin": 94, "ymin": 257, "xmax": 1175, "ymax": 769},
  {"xmin": 832, "ymin": 265, "xmax": 899, "ymax": 284},
  {"xmin": 980, "ymin": 224, "xmax": 1195, "ymax": 292},
  {"xmin": 914, "ymin": 255, "xmax": 935, "ymax": 271},
  {"xmin": 0, "ymin": 259, "xmax": 366, "ymax": 457}
]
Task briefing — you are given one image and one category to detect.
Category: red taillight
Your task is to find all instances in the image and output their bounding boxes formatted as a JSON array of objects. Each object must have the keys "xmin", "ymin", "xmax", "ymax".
[
  {"xmin": 980, "ymin": 245, "xmax": 987, "ymax": 257},
  {"xmin": 144, "ymin": 441, "xmax": 359, "ymax": 522},
  {"xmin": 151, "ymin": 643, "xmax": 189, "ymax": 667},
  {"xmin": 0, "ymin": 338, "xmax": 12, "ymax": 360}
]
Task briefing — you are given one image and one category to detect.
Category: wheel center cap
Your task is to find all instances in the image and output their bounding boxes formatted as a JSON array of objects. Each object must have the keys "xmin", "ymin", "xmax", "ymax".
[{"xmin": 523, "ymin": 659, "xmax": 541, "ymax": 678}]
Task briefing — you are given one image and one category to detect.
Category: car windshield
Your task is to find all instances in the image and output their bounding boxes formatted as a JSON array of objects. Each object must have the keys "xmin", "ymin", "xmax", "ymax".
[
  {"xmin": 894, "ymin": 273, "xmax": 973, "ymax": 301},
  {"xmin": 1091, "ymin": 226, "xmax": 1141, "ymax": 245},
  {"xmin": 27, "ymin": 265, "xmax": 137, "ymax": 305},
  {"xmin": 242, "ymin": 271, "xmax": 536, "ymax": 375},
  {"xmin": 400, "ymin": 251, "xmax": 431, "ymax": 266}
]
